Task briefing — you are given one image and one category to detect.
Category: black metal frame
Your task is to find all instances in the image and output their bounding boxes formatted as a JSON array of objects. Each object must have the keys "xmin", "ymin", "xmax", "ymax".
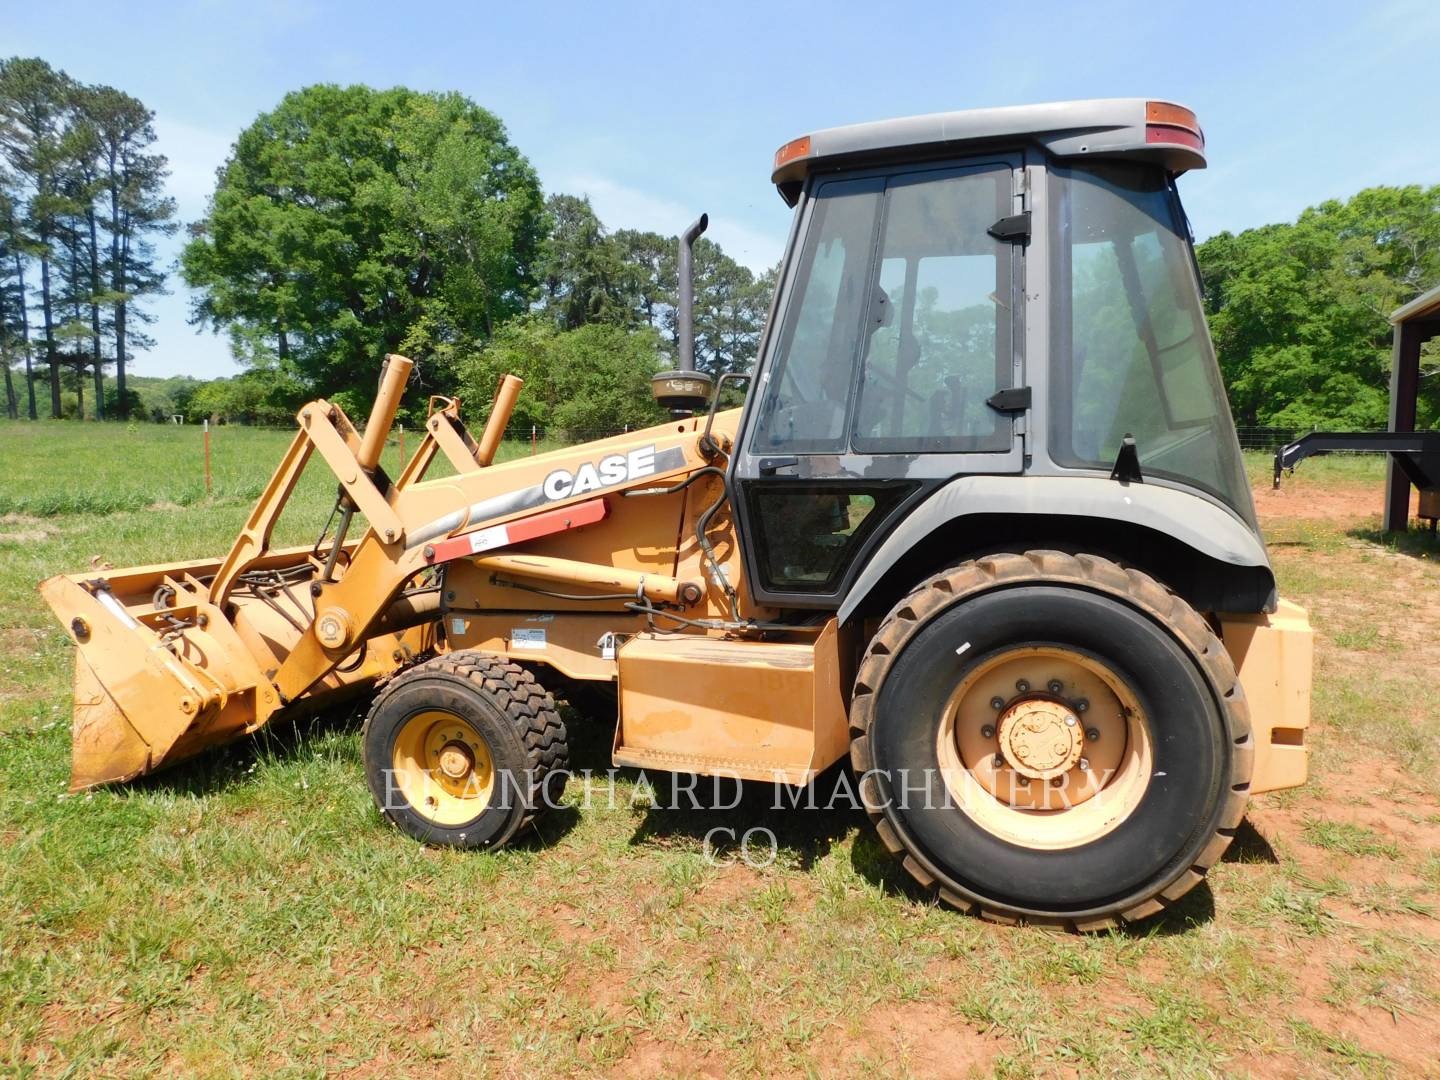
[{"xmin": 1273, "ymin": 430, "xmax": 1440, "ymax": 498}]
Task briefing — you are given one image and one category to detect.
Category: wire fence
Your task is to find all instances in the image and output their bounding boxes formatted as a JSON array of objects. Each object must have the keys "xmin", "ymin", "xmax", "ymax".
[
  {"xmin": 1235, "ymin": 426, "xmax": 1395, "ymax": 453},
  {"xmin": 186, "ymin": 416, "xmax": 1397, "ymax": 457},
  {"xmin": 496, "ymin": 426, "xmax": 635, "ymax": 445},
  {"xmin": 502, "ymin": 426, "xmax": 1393, "ymax": 455},
  {"xmin": 1235, "ymin": 427, "xmax": 1305, "ymax": 452}
]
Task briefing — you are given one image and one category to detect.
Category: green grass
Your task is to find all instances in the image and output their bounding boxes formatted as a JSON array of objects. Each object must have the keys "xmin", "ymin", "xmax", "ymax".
[
  {"xmin": 1302, "ymin": 818, "xmax": 1402, "ymax": 860},
  {"xmin": 1244, "ymin": 447, "xmax": 1390, "ymax": 488},
  {"xmin": 0, "ymin": 419, "xmax": 566, "ymax": 518},
  {"xmin": 1, "ymin": 419, "xmax": 1439, "ymax": 1076}
]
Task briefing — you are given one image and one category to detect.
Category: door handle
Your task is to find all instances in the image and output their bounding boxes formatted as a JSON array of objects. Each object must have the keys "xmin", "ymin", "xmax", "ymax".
[{"xmin": 758, "ymin": 456, "xmax": 799, "ymax": 476}]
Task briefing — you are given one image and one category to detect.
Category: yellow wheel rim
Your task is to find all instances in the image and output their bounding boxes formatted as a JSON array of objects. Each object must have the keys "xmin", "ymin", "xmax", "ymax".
[
  {"xmin": 390, "ymin": 709, "xmax": 496, "ymax": 827},
  {"xmin": 937, "ymin": 646, "xmax": 1152, "ymax": 850}
]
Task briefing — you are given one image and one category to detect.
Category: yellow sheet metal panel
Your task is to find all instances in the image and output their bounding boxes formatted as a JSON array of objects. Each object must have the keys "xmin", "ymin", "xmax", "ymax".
[
  {"xmin": 617, "ymin": 633, "xmax": 815, "ymax": 783},
  {"xmin": 810, "ymin": 619, "xmax": 851, "ymax": 774},
  {"xmin": 1220, "ymin": 599, "xmax": 1313, "ymax": 793},
  {"xmin": 69, "ymin": 653, "xmax": 150, "ymax": 789},
  {"xmin": 615, "ymin": 627, "xmax": 846, "ymax": 785},
  {"xmin": 445, "ymin": 611, "xmax": 643, "ymax": 682}
]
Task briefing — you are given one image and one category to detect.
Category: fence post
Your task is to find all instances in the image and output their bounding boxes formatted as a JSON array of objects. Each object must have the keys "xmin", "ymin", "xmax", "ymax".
[
  {"xmin": 531, "ymin": 424, "xmax": 537, "ymax": 455},
  {"xmin": 203, "ymin": 419, "xmax": 212, "ymax": 495},
  {"xmin": 398, "ymin": 424, "xmax": 405, "ymax": 471}
]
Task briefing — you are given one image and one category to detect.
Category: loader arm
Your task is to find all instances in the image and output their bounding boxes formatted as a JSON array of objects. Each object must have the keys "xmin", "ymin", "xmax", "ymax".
[{"xmin": 42, "ymin": 356, "xmax": 727, "ymax": 789}]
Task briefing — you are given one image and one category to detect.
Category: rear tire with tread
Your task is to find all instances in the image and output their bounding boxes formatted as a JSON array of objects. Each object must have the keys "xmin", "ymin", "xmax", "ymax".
[{"xmin": 849, "ymin": 550, "xmax": 1252, "ymax": 930}]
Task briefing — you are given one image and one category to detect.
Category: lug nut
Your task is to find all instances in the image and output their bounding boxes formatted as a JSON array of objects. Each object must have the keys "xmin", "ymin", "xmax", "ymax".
[
  {"xmin": 980, "ymin": 724, "xmax": 996, "ymax": 739},
  {"xmin": 1015, "ymin": 679, "xmax": 1030, "ymax": 693},
  {"xmin": 989, "ymin": 696, "xmax": 1006, "ymax": 710},
  {"xmin": 1050, "ymin": 776, "xmax": 1065, "ymax": 788},
  {"xmin": 1075, "ymin": 699, "xmax": 1089, "ymax": 713},
  {"xmin": 1085, "ymin": 727, "xmax": 1100, "ymax": 742},
  {"xmin": 1016, "ymin": 775, "xmax": 1030, "ymax": 787},
  {"xmin": 1047, "ymin": 679, "xmax": 1064, "ymax": 694},
  {"xmin": 1064, "ymin": 716, "xmax": 1077, "ymax": 727},
  {"xmin": 992, "ymin": 754, "xmax": 1005, "ymax": 768},
  {"xmin": 1078, "ymin": 758, "xmax": 1090, "ymax": 771}
]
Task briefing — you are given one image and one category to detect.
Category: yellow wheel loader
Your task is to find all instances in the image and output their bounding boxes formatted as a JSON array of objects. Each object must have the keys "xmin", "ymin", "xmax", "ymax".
[{"xmin": 41, "ymin": 99, "xmax": 1313, "ymax": 929}]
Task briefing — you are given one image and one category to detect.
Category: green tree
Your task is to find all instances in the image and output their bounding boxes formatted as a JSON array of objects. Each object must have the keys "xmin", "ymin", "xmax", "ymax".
[
  {"xmin": 84, "ymin": 84, "xmax": 174, "ymax": 420},
  {"xmin": 0, "ymin": 182, "xmax": 36, "ymax": 419},
  {"xmin": 0, "ymin": 57, "xmax": 74, "ymax": 418},
  {"xmin": 691, "ymin": 239, "xmax": 772, "ymax": 378},
  {"xmin": 536, "ymin": 194, "xmax": 629, "ymax": 330},
  {"xmin": 533, "ymin": 204, "xmax": 772, "ymax": 379},
  {"xmin": 0, "ymin": 181, "xmax": 26, "ymax": 419},
  {"xmin": 182, "ymin": 84, "xmax": 544, "ymax": 406},
  {"xmin": 1197, "ymin": 184, "xmax": 1440, "ymax": 429},
  {"xmin": 458, "ymin": 315, "xmax": 667, "ymax": 434},
  {"xmin": 189, "ymin": 367, "xmax": 302, "ymax": 425},
  {"xmin": 613, "ymin": 228, "xmax": 675, "ymax": 331}
]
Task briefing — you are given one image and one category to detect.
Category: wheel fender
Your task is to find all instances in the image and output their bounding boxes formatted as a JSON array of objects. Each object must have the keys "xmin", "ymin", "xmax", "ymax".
[{"xmin": 839, "ymin": 474, "xmax": 1274, "ymax": 623}]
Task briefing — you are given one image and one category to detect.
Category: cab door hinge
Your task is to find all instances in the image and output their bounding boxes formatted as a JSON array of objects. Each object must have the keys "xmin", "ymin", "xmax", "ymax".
[
  {"xmin": 985, "ymin": 386, "xmax": 1032, "ymax": 413},
  {"xmin": 987, "ymin": 211, "xmax": 1031, "ymax": 244}
]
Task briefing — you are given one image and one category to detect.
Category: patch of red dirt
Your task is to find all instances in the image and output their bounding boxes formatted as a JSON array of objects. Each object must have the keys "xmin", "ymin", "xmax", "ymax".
[
  {"xmin": 1253, "ymin": 479, "xmax": 1405, "ymax": 525},
  {"xmin": 809, "ymin": 1001, "xmax": 1006, "ymax": 1079}
]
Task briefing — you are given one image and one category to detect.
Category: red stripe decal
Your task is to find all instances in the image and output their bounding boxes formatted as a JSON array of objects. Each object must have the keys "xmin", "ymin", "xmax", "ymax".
[{"xmin": 423, "ymin": 497, "xmax": 609, "ymax": 564}]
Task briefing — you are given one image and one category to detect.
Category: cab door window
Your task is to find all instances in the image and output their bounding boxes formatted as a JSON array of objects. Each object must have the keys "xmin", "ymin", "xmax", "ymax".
[{"xmin": 852, "ymin": 166, "xmax": 1013, "ymax": 453}]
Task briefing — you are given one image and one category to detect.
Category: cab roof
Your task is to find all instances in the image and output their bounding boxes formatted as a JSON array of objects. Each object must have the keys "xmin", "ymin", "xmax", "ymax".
[{"xmin": 771, "ymin": 98, "xmax": 1205, "ymax": 205}]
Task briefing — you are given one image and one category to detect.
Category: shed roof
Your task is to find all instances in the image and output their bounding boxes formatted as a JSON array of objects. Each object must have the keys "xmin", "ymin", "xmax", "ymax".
[{"xmin": 1390, "ymin": 282, "xmax": 1440, "ymax": 325}]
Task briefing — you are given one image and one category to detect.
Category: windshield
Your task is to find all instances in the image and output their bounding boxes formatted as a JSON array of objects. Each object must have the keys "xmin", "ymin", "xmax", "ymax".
[{"xmin": 1049, "ymin": 162, "xmax": 1255, "ymax": 523}]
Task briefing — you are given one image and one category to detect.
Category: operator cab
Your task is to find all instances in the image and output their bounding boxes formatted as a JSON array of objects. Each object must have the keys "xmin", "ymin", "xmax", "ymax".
[{"xmin": 731, "ymin": 98, "xmax": 1257, "ymax": 610}]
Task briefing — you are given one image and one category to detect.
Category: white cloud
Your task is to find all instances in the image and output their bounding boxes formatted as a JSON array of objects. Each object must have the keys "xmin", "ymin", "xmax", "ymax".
[{"xmin": 555, "ymin": 173, "xmax": 786, "ymax": 274}]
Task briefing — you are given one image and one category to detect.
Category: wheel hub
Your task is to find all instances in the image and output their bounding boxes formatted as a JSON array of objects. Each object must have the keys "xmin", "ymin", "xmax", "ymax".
[
  {"xmin": 437, "ymin": 740, "xmax": 474, "ymax": 781},
  {"xmin": 390, "ymin": 709, "xmax": 498, "ymax": 826},
  {"xmin": 997, "ymin": 699, "xmax": 1083, "ymax": 780}
]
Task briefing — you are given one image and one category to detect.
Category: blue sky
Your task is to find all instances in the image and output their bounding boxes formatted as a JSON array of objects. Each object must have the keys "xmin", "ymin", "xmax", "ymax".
[{"xmin": 8, "ymin": 0, "xmax": 1440, "ymax": 380}]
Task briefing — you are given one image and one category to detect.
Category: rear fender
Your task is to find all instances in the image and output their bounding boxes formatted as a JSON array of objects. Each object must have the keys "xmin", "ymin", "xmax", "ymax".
[{"xmin": 839, "ymin": 475, "xmax": 1276, "ymax": 624}]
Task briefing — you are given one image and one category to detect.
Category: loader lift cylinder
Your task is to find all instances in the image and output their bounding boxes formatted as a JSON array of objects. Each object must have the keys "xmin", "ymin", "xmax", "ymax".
[
  {"xmin": 475, "ymin": 374, "xmax": 523, "ymax": 467},
  {"xmin": 324, "ymin": 353, "xmax": 413, "ymax": 580}
]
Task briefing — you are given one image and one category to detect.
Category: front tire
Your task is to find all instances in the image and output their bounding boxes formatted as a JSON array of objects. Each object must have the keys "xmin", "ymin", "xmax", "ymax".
[
  {"xmin": 849, "ymin": 551, "xmax": 1252, "ymax": 930},
  {"xmin": 363, "ymin": 651, "xmax": 569, "ymax": 848}
]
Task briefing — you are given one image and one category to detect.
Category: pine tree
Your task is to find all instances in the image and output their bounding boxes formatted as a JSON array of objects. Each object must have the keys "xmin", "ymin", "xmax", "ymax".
[
  {"xmin": 84, "ymin": 84, "xmax": 174, "ymax": 420},
  {"xmin": 0, "ymin": 179, "xmax": 29, "ymax": 419},
  {"xmin": 0, "ymin": 57, "xmax": 75, "ymax": 418}
]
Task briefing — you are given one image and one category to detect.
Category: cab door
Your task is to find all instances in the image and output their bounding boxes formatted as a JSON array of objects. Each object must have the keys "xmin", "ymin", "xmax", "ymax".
[{"xmin": 732, "ymin": 154, "xmax": 1027, "ymax": 608}]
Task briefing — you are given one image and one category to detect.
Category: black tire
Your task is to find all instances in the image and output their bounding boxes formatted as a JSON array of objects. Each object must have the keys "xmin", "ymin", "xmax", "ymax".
[
  {"xmin": 363, "ymin": 651, "xmax": 569, "ymax": 848},
  {"xmin": 849, "ymin": 550, "xmax": 1253, "ymax": 930}
]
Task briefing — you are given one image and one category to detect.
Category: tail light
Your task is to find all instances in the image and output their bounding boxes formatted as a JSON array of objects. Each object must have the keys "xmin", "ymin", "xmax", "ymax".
[
  {"xmin": 773, "ymin": 135, "xmax": 812, "ymax": 172},
  {"xmin": 1145, "ymin": 101, "xmax": 1204, "ymax": 152}
]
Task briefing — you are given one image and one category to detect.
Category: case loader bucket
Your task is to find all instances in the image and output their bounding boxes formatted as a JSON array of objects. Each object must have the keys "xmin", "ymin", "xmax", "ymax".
[
  {"xmin": 40, "ymin": 353, "xmax": 438, "ymax": 791},
  {"xmin": 41, "ymin": 560, "xmax": 270, "ymax": 790}
]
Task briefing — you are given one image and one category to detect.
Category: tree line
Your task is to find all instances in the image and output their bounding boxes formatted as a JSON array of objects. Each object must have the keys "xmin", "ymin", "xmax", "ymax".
[
  {"xmin": 0, "ymin": 57, "xmax": 175, "ymax": 421},
  {"xmin": 3, "ymin": 61, "xmax": 1436, "ymax": 436},
  {"xmin": 1195, "ymin": 183, "xmax": 1440, "ymax": 431},
  {"xmin": 177, "ymin": 83, "xmax": 774, "ymax": 432}
]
